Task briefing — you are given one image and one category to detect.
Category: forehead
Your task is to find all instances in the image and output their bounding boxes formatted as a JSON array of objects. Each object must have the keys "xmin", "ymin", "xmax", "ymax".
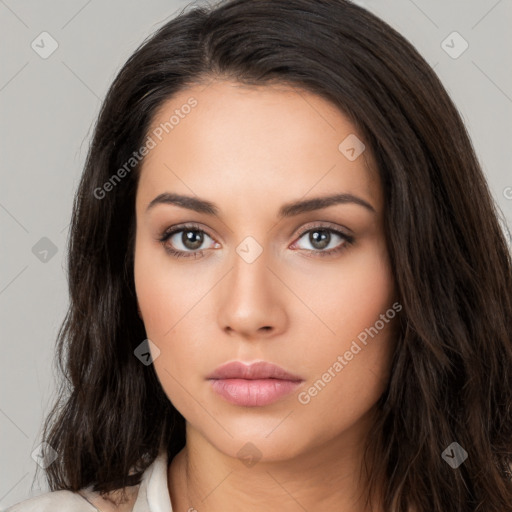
[{"xmin": 137, "ymin": 80, "xmax": 382, "ymax": 216}]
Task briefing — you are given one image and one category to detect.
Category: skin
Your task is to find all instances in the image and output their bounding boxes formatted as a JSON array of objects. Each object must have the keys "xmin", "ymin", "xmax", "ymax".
[{"xmin": 133, "ymin": 80, "xmax": 398, "ymax": 512}]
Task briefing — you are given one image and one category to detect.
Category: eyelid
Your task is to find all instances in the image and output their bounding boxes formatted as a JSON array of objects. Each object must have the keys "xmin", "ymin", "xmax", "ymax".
[
  {"xmin": 294, "ymin": 220, "xmax": 353, "ymax": 238},
  {"xmin": 158, "ymin": 220, "xmax": 351, "ymax": 243},
  {"xmin": 159, "ymin": 222, "xmax": 215, "ymax": 240}
]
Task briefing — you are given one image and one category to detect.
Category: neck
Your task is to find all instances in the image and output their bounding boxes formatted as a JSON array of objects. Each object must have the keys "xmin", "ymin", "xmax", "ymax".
[{"xmin": 168, "ymin": 417, "xmax": 384, "ymax": 512}]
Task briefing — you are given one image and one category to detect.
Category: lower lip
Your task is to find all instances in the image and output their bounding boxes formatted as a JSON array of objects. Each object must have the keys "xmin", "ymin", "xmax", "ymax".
[{"xmin": 209, "ymin": 378, "xmax": 302, "ymax": 407}]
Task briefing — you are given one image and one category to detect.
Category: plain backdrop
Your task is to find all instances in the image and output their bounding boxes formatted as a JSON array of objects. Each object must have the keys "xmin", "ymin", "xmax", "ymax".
[{"xmin": 1, "ymin": 0, "xmax": 511, "ymax": 509}]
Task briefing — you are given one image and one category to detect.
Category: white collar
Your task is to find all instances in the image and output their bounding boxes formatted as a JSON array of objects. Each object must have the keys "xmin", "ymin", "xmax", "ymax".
[
  {"xmin": 133, "ymin": 450, "xmax": 173, "ymax": 512},
  {"xmin": 80, "ymin": 451, "xmax": 173, "ymax": 512}
]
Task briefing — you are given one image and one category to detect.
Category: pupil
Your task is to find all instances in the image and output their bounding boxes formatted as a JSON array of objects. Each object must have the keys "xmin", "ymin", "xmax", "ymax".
[
  {"xmin": 311, "ymin": 229, "xmax": 330, "ymax": 249},
  {"xmin": 183, "ymin": 230, "xmax": 203, "ymax": 250}
]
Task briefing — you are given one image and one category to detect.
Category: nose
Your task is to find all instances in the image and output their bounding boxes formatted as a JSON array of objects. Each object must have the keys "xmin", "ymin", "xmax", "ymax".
[{"xmin": 216, "ymin": 246, "xmax": 288, "ymax": 339}]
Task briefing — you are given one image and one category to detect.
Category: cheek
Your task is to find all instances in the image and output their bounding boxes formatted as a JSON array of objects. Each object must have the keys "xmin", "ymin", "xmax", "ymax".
[
  {"xmin": 293, "ymin": 240, "xmax": 396, "ymax": 411},
  {"xmin": 295, "ymin": 238, "xmax": 395, "ymax": 355},
  {"xmin": 134, "ymin": 238, "xmax": 204, "ymax": 337},
  {"xmin": 134, "ymin": 244, "xmax": 202, "ymax": 413},
  {"xmin": 134, "ymin": 238, "xmax": 213, "ymax": 383}
]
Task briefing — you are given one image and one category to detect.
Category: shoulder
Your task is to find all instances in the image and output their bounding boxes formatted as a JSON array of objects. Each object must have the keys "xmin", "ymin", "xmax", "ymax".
[
  {"xmin": 3, "ymin": 490, "xmax": 97, "ymax": 511},
  {"xmin": 4, "ymin": 485, "xmax": 139, "ymax": 512},
  {"xmin": 4, "ymin": 450, "xmax": 169, "ymax": 512}
]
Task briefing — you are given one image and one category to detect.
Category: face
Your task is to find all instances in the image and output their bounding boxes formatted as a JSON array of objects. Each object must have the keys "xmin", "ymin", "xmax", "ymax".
[{"xmin": 134, "ymin": 80, "xmax": 398, "ymax": 464}]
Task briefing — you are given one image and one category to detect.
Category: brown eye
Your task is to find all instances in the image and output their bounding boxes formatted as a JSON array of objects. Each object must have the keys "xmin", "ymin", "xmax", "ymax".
[
  {"xmin": 178, "ymin": 230, "xmax": 205, "ymax": 251},
  {"xmin": 292, "ymin": 226, "xmax": 354, "ymax": 257},
  {"xmin": 158, "ymin": 224, "xmax": 217, "ymax": 259}
]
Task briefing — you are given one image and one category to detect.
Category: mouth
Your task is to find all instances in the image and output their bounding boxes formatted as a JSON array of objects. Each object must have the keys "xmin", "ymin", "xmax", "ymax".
[{"xmin": 206, "ymin": 361, "xmax": 304, "ymax": 407}]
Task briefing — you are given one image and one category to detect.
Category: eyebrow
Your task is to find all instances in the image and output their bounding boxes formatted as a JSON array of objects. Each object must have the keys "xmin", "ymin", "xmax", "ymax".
[{"xmin": 145, "ymin": 192, "xmax": 376, "ymax": 217}]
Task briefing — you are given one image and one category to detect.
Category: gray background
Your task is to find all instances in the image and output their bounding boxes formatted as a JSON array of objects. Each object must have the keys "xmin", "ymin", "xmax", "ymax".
[{"xmin": 1, "ymin": 0, "xmax": 511, "ymax": 508}]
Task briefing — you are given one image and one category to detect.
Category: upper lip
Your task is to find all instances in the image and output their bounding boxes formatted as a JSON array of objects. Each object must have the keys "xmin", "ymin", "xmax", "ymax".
[{"xmin": 207, "ymin": 361, "xmax": 303, "ymax": 381}]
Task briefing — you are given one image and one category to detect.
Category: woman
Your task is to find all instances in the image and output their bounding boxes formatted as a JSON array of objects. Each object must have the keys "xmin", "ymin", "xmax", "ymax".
[{"xmin": 7, "ymin": 0, "xmax": 512, "ymax": 511}]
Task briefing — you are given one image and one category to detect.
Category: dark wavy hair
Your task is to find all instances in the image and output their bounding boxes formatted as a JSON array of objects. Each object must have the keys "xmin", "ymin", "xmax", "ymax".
[{"xmin": 39, "ymin": 0, "xmax": 512, "ymax": 510}]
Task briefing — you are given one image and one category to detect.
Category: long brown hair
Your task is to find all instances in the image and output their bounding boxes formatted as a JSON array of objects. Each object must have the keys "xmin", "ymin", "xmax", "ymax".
[{"xmin": 40, "ymin": 0, "xmax": 512, "ymax": 510}]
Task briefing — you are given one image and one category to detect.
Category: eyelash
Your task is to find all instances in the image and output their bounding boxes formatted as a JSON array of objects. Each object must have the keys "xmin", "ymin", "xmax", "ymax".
[{"xmin": 157, "ymin": 222, "xmax": 355, "ymax": 260}]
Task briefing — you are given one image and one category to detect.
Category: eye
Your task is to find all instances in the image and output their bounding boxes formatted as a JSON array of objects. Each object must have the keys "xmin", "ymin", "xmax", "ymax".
[
  {"xmin": 158, "ymin": 223, "xmax": 218, "ymax": 259},
  {"xmin": 292, "ymin": 224, "xmax": 354, "ymax": 257},
  {"xmin": 158, "ymin": 222, "xmax": 354, "ymax": 260}
]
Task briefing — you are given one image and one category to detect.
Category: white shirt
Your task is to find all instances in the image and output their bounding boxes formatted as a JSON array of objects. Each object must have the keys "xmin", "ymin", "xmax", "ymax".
[{"xmin": 4, "ymin": 450, "xmax": 173, "ymax": 512}]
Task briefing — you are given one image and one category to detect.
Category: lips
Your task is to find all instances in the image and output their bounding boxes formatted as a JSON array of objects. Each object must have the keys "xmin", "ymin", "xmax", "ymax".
[
  {"xmin": 207, "ymin": 361, "xmax": 304, "ymax": 407},
  {"xmin": 207, "ymin": 361, "xmax": 303, "ymax": 381}
]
